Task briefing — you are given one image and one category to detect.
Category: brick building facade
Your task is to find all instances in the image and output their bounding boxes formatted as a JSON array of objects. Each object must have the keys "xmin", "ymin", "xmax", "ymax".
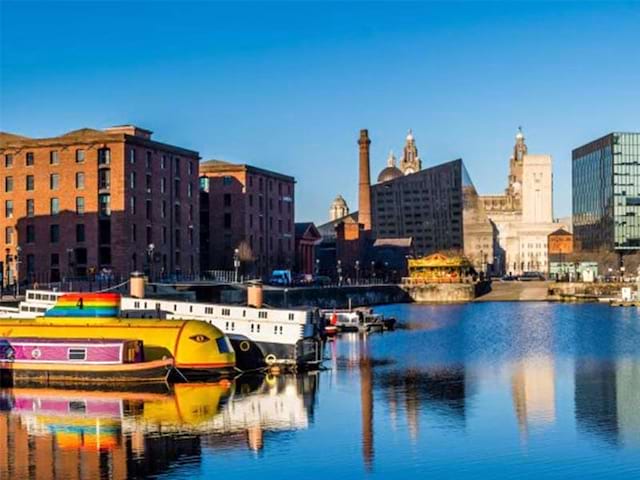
[
  {"xmin": 199, "ymin": 160, "xmax": 295, "ymax": 277},
  {"xmin": 0, "ymin": 126, "xmax": 200, "ymax": 286}
]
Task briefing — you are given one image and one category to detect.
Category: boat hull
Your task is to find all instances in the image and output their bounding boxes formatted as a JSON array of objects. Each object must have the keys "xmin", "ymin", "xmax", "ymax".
[
  {"xmin": 229, "ymin": 337, "xmax": 322, "ymax": 371},
  {"xmin": 0, "ymin": 358, "xmax": 174, "ymax": 386}
]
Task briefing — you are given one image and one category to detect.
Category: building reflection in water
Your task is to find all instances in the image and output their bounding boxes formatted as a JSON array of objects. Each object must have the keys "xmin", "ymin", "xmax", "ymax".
[
  {"xmin": 511, "ymin": 356, "xmax": 556, "ymax": 441},
  {"xmin": 359, "ymin": 335, "xmax": 374, "ymax": 471},
  {"xmin": 0, "ymin": 374, "xmax": 318, "ymax": 479}
]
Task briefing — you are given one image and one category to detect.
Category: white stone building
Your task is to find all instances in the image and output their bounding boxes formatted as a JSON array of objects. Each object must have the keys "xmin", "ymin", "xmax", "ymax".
[{"xmin": 480, "ymin": 129, "xmax": 564, "ymax": 275}]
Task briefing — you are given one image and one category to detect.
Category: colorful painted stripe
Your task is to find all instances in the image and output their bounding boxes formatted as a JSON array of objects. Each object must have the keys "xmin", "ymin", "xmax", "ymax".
[{"xmin": 45, "ymin": 293, "xmax": 121, "ymax": 318}]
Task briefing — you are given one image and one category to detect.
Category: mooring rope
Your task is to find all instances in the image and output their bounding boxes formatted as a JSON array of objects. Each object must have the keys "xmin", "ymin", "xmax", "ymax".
[{"xmin": 95, "ymin": 280, "xmax": 130, "ymax": 293}]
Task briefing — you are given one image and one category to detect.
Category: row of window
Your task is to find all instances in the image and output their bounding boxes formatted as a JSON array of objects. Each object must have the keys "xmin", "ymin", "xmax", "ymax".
[
  {"xmin": 3, "ymin": 172, "xmax": 89, "ymax": 193},
  {"xmin": 129, "ymin": 172, "xmax": 195, "ymax": 197},
  {"xmin": 3, "ymin": 196, "xmax": 86, "ymax": 219},
  {"xmin": 5, "ymin": 223, "xmax": 85, "ymax": 244},
  {"xmin": 4, "ymin": 149, "xmax": 195, "ymax": 174}
]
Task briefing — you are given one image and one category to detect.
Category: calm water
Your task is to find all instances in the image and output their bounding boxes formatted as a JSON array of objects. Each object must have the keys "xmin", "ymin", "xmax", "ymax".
[{"xmin": 2, "ymin": 302, "xmax": 640, "ymax": 479}]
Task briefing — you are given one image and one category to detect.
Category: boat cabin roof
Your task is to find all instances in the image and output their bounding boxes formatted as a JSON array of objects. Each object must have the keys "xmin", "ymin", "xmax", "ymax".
[{"xmin": 0, "ymin": 337, "xmax": 138, "ymax": 345}]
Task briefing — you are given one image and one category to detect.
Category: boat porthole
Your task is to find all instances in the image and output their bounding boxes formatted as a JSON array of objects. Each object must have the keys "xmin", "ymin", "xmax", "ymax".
[
  {"xmin": 265, "ymin": 354, "xmax": 277, "ymax": 365},
  {"xmin": 31, "ymin": 348, "xmax": 41, "ymax": 360},
  {"xmin": 239, "ymin": 340, "xmax": 251, "ymax": 352}
]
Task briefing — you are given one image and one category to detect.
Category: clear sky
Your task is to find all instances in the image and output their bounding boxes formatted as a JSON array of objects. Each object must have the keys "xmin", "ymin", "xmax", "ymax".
[{"xmin": 1, "ymin": 1, "xmax": 639, "ymax": 224}]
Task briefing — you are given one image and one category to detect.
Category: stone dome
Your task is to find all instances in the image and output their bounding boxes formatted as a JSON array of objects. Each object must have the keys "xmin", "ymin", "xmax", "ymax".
[
  {"xmin": 377, "ymin": 151, "xmax": 403, "ymax": 183},
  {"xmin": 377, "ymin": 166, "xmax": 403, "ymax": 183},
  {"xmin": 332, "ymin": 195, "xmax": 347, "ymax": 208}
]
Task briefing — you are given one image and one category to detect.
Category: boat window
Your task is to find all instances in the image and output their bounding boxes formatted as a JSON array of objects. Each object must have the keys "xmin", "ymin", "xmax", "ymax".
[
  {"xmin": 257, "ymin": 324, "xmax": 260, "ymax": 333},
  {"xmin": 231, "ymin": 322, "xmax": 235, "ymax": 331},
  {"xmin": 274, "ymin": 325, "xmax": 278, "ymax": 334},
  {"xmin": 222, "ymin": 308, "xmax": 231, "ymax": 316},
  {"xmin": 134, "ymin": 301, "xmax": 140, "ymax": 308},
  {"xmin": 205, "ymin": 307, "xmax": 214, "ymax": 314},
  {"xmin": 243, "ymin": 310, "xmax": 246, "ymax": 317},
  {"xmin": 144, "ymin": 302, "xmax": 148, "ymax": 309},
  {"xmin": 259, "ymin": 311, "xmax": 268, "ymax": 319},
  {"xmin": 225, "ymin": 321, "xmax": 229, "ymax": 330},
  {"xmin": 279, "ymin": 326, "xmax": 283, "ymax": 334},
  {"xmin": 189, "ymin": 305, "xmax": 193, "ymax": 313},
  {"xmin": 216, "ymin": 337, "xmax": 231, "ymax": 354},
  {"xmin": 28, "ymin": 293, "xmax": 35, "ymax": 300},
  {"xmin": 288, "ymin": 313, "xmax": 295, "ymax": 320},
  {"xmin": 251, "ymin": 324, "xmax": 254, "ymax": 332},
  {"xmin": 174, "ymin": 304, "xmax": 177, "ymax": 311},
  {"xmin": 68, "ymin": 348, "xmax": 87, "ymax": 361},
  {"xmin": 68, "ymin": 401, "xmax": 86, "ymax": 413}
]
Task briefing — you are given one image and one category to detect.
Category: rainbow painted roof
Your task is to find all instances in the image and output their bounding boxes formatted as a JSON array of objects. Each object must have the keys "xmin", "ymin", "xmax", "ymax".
[{"xmin": 45, "ymin": 293, "xmax": 121, "ymax": 318}]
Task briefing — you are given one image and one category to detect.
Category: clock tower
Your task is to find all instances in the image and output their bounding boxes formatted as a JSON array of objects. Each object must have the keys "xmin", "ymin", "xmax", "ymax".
[{"xmin": 399, "ymin": 129, "xmax": 422, "ymax": 175}]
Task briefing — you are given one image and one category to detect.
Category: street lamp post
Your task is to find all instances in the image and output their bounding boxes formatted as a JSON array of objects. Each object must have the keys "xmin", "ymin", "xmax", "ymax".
[
  {"xmin": 66, "ymin": 248, "xmax": 74, "ymax": 291},
  {"xmin": 337, "ymin": 260, "xmax": 342, "ymax": 286},
  {"xmin": 233, "ymin": 248, "xmax": 240, "ymax": 283},
  {"xmin": 15, "ymin": 246, "xmax": 21, "ymax": 298},
  {"xmin": 355, "ymin": 260, "xmax": 360, "ymax": 285},
  {"xmin": 146, "ymin": 243, "xmax": 155, "ymax": 281}
]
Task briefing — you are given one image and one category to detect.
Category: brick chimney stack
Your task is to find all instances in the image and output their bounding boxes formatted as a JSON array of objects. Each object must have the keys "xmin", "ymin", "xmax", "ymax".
[{"xmin": 358, "ymin": 129, "xmax": 372, "ymax": 231}]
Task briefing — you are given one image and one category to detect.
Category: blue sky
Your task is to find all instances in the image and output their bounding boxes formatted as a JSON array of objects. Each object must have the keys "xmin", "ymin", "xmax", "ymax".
[{"xmin": 1, "ymin": 1, "xmax": 639, "ymax": 223}]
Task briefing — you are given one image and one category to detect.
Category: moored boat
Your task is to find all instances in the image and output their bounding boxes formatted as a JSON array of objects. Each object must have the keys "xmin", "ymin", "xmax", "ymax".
[
  {"xmin": 0, "ymin": 293, "xmax": 236, "ymax": 381},
  {"xmin": 0, "ymin": 337, "xmax": 173, "ymax": 385}
]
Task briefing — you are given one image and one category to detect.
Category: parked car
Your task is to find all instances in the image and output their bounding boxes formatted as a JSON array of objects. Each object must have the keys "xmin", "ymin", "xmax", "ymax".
[
  {"xmin": 518, "ymin": 271, "xmax": 545, "ymax": 281},
  {"xmin": 269, "ymin": 270, "xmax": 292, "ymax": 286}
]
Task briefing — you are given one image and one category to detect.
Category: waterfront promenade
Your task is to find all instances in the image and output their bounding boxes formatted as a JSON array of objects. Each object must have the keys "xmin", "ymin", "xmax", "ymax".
[{"xmin": 475, "ymin": 280, "xmax": 551, "ymax": 302}]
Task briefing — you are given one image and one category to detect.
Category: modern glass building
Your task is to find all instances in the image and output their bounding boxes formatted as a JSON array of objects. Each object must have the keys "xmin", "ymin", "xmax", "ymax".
[{"xmin": 573, "ymin": 132, "xmax": 640, "ymax": 251}]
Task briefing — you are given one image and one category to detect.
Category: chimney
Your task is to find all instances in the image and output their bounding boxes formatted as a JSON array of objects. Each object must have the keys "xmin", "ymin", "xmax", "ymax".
[
  {"xmin": 104, "ymin": 125, "xmax": 153, "ymax": 140},
  {"xmin": 358, "ymin": 129, "xmax": 372, "ymax": 231}
]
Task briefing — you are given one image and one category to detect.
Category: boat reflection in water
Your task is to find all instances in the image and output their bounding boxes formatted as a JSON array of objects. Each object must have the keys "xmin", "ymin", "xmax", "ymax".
[{"xmin": 0, "ymin": 374, "xmax": 318, "ymax": 479}]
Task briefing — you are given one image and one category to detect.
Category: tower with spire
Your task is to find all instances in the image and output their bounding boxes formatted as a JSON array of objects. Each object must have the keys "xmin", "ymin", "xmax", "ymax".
[
  {"xmin": 506, "ymin": 127, "xmax": 528, "ymax": 199},
  {"xmin": 399, "ymin": 129, "xmax": 422, "ymax": 175}
]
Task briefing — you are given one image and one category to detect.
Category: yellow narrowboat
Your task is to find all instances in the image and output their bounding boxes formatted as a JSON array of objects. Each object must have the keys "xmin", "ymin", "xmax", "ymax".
[{"xmin": 0, "ymin": 293, "xmax": 236, "ymax": 383}]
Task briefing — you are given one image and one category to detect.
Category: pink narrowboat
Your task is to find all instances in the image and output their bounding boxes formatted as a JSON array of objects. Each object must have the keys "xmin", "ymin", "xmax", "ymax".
[{"xmin": 0, "ymin": 338, "xmax": 174, "ymax": 385}]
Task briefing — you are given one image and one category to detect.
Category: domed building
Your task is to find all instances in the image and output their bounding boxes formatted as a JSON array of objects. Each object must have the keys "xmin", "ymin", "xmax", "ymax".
[
  {"xmin": 329, "ymin": 194, "xmax": 350, "ymax": 221},
  {"xmin": 377, "ymin": 151, "xmax": 403, "ymax": 183}
]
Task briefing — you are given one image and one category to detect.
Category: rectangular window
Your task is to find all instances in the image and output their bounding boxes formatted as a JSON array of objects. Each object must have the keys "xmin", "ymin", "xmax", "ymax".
[
  {"xmin": 224, "ymin": 193, "xmax": 231, "ymax": 207},
  {"xmin": 26, "ymin": 224, "xmax": 35, "ymax": 243},
  {"xmin": 131, "ymin": 223, "xmax": 137, "ymax": 242},
  {"xmin": 99, "ymin": 169, "xmax": 111, "ymax": 189},
  {"xmin": 50, "ymin": 197, "xmax": 60, "ymax": 215},
  {"xmin": 26, "ymin": 152, "xmax": 34, "ymax": 166},
  {"xmin": 26, "ymin": 175, "xmax": 34, "ymax": 191},
  {"xmin": 146, "ymin": 199, "xmax": 152, "ymax": 220},
  {"xmin": 50, "ymin": 173, "xmax": 60, "ymax": 190},
  {"xmin": 76, "ymin": 224, "xmax": 85, "ymax": 242},
  {"xmin": 4, "ymin": 176, "xmax": 12, "ymax": 193},
  {"xmin": 99, "ymin": 194, "xmax": 111, "ymax": 216},
  {"xmin": 187, "ymin": 183, "xmax": 193, "ymax": 198},
  {"xmin": 50, "ymin": 151, "xmax": 59, "ymax": 165},
  {"xmin": 98, "ymin": 148, "xmax": 110, "ymax": 165},
  {"xmin": 130, "ymin": 172, "xmax": 136, "ymax": 189},
  {"xmin": 76, "ymin": 149, "xmax": 85, "ymax": 163},
  {"xmin": 68, "ymin": 348, "xmax": 87, "ymax": 361},
  {"xmin": 76, "ymin": 172, "xmax": 85, "ymax": 189},
  {"xmin": 161, "ymin": 177, "xmax": 167, "ymax": 194},
  {"xmin": 146, "ymin": 174, "xmax": 152, "ymax": 192},
  {"xmin": 224, "ymin": 212, "xmax": 232, "ymax": 229},
  {"xmin": 5, "ymin": 226, "xmax": 13, "ymax": 244},
  {"xmin": 129, "ymin": 148, "xmax": 136, "ymax": 164},
  {"xmin": 161, "ymin": 155, "xmax": 167, "ymax": 169},
  {"xmin": 161, "ymin": 200, "xmax": 167, "ymax": 218},
  {"xmin": 51, "ymin": 253, "xmax": 59, "ymax": 266},
  {"xmin": 76, "ymin": 196, "xmax": 85, "ymax": 214},
  {"xmin": 146, "ymin": 151, "xmax": 152, "ymax": 169},
  {"xmin": 130, "ymin": 196, "xmax": 136, "ymax": 214},
  {"xmin": 26, "ymin": 199, "xmax": 34, "ymax": 217},
  {"xmin": 146, "ymin": 225, "xmax": 152, "ymax": 245},
  {"xmin": 174, "ymin": 157, "xmax": 180, "ymax": 175},
  {"xmin": 5, "ymin": 154, "xmax": 13, "ymax": 167},
  {"xmin": 223, "ymin": 176, "xmax": 232, "ymax": 186},
  {"xmin": 175, "ymin": 230, "xmax": 181, "ymax": 249},
  {"xmin": 5, "ymin": 200, "xmax": 13, "ymax": 218},
  {"xmin": 50, "ymin": 224, "xmax": 60, "ymax": 243}
]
